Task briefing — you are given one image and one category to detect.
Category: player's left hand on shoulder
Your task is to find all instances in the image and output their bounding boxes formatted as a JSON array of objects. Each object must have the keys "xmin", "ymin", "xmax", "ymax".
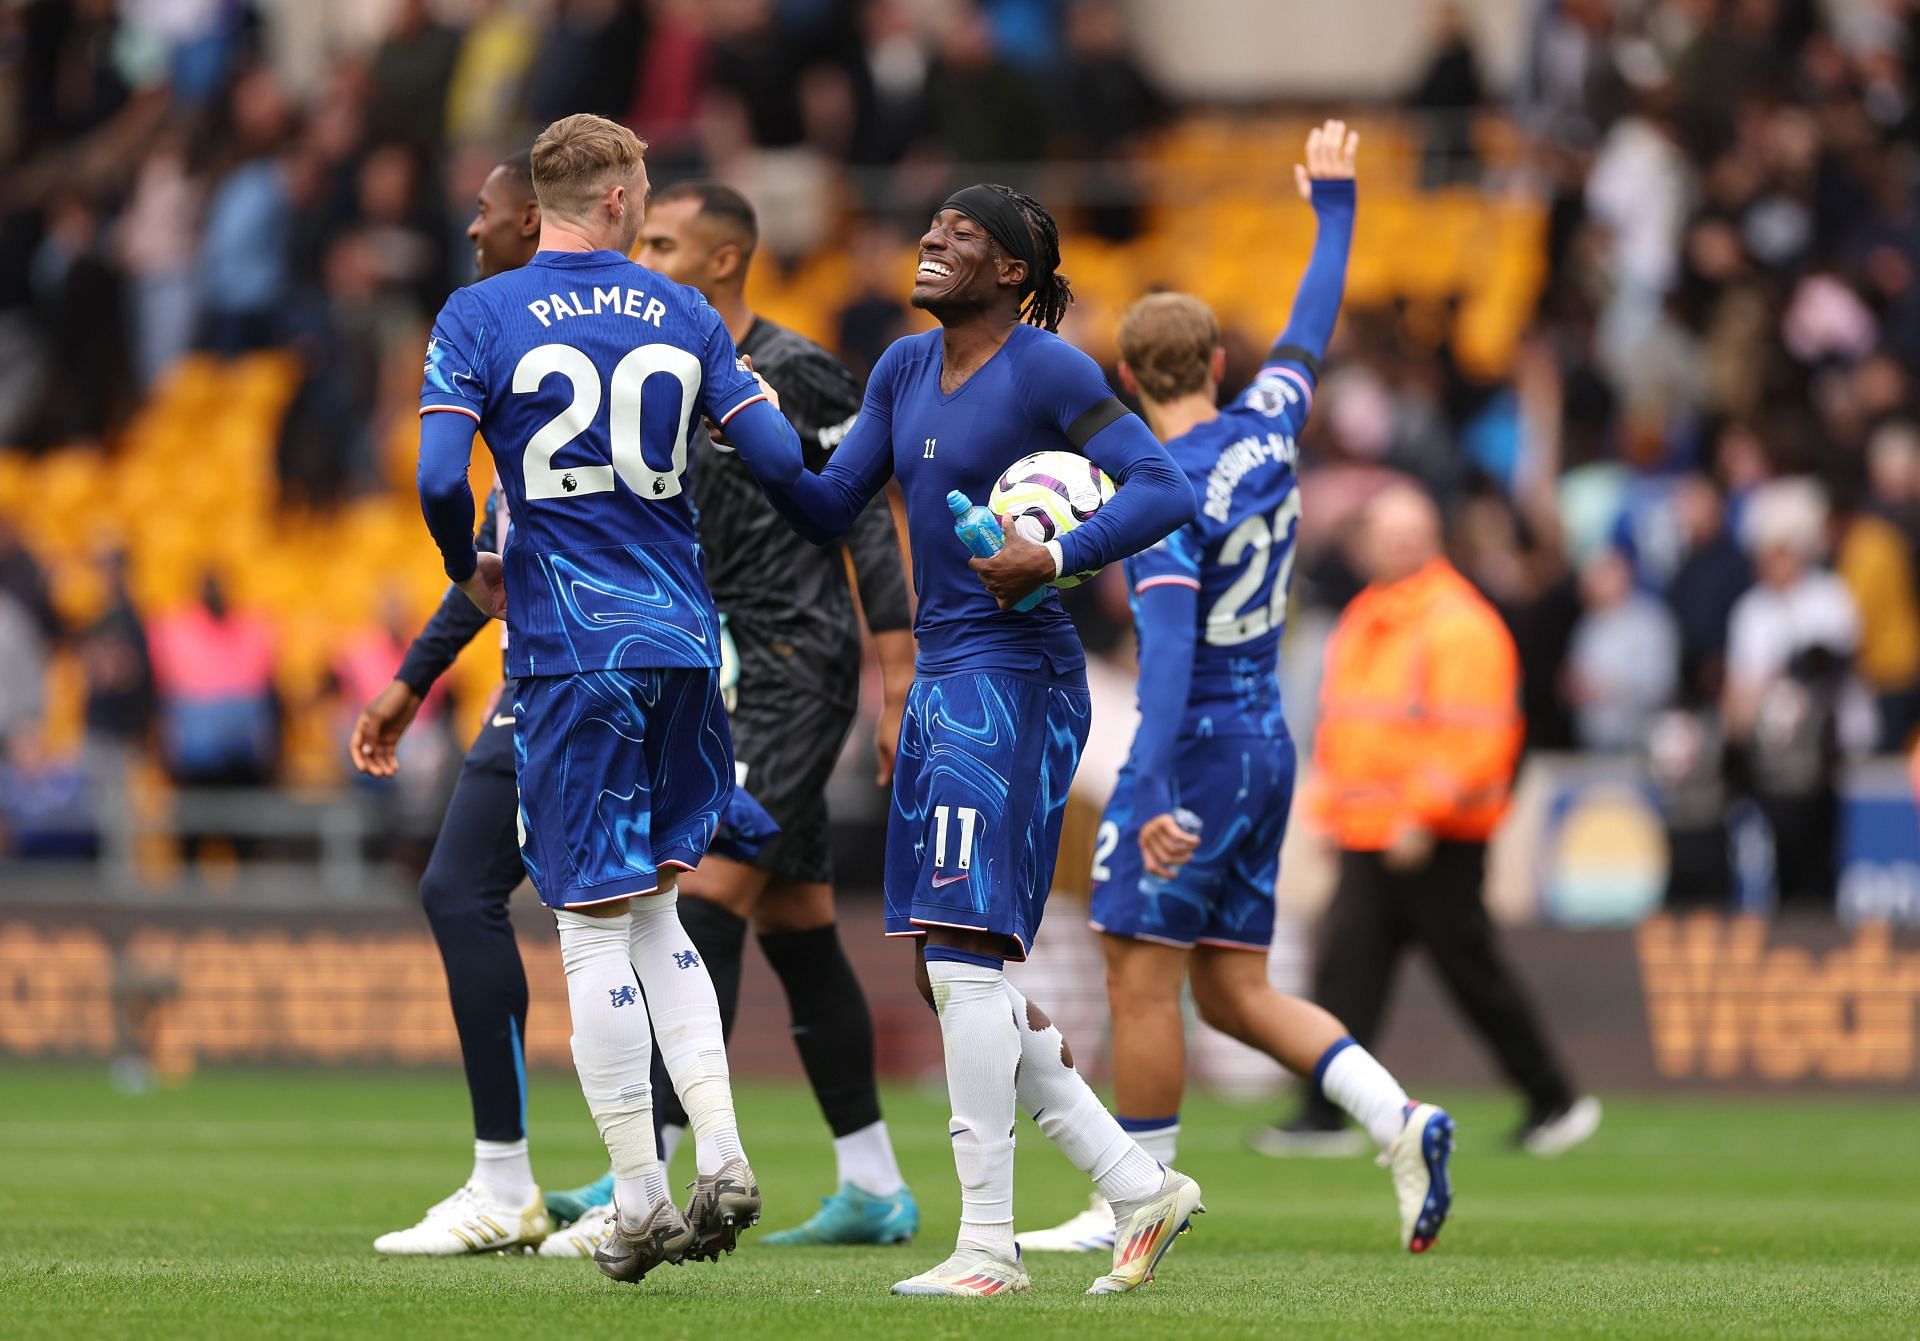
[
  {"xmin": 1140, "ymin": 813, "xmax": 1201, "ymax": 879},
  {"xmin": 741, "ymin": 354, "xmax": 782, "ymax": 413},
  {"xmin": 968, "ymin": 520, "xmax": 1055, "ymax": 610},
  {"xmin": 458, "ymin": 551, "xmax": 508, "ymax": 621},
  {"xmin": 1294, "ymin": 118, "xmax": 1359, "ymax": 200}
]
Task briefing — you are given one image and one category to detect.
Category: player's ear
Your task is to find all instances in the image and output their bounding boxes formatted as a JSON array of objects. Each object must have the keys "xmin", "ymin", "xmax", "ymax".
[
  {"xmin": 995, "ymin": 245, "xmax": 1027, "ymax": 293},
  {"xmin": 519, "ymin": 202, "xmax": 541, "ymax": 238},
  {"xmin": 1210, "ymin": 346, "xmax": 1227, "ymax": 383},
  {"xmin": 1116, "ymin": 360, "xmax": 1141, "ymax": 398},
  {"xmin": 712, "ymin": 241, "xmax": 743, "ymax": 284}
]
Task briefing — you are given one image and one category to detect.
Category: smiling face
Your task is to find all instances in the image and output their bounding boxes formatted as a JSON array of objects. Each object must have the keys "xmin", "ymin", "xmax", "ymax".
[
  {"xmin": 467, "ymin": 165, "xmax": 538, "ymax": 279},
  {"xmin": 912, "ymin": 207, "xmax": 1024, "ymax": 322}
]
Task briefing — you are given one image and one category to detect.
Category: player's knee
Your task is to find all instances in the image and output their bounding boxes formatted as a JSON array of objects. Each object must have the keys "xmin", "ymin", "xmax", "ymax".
[
  {"xmin": 1104, "ymin": 962, "xmax": 1180, "ymax": 1025},
  {"xmin": 418, "ymin": 864, "xmax": 465, "ymax": 929},
  {"xmin": 752, "ymin": 881, "xmax": 834, "ymax": 935},
  {"xmin": 1192, "ymin": 977, "xmax": 1255, "ymax": 1042}
]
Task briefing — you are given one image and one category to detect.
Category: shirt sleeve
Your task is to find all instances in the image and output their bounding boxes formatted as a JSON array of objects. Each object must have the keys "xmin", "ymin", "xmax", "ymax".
[
  {"xmin": 698, "ymin": 311, "xmax": 774, "ymax": 428},
  {"xmin": 420, "ymin": 288, "xmax": 489, "ymax": 421},
  {"xmin": 396, "ymin": 491, "xmax": 501, "ymax": 692},
  {"xmin": 1015, "ymin": 335, "xmax": 1196, "ymax": 576},
  {"xmin": 761, "ymin": 340, "xmax": 900, "ymax": 545},
  {"xmin": 417, "ymin": 408, "xmax": 482, "ymax": 582},
  {"xmin": 697, "ymin": 316, "xmax": 804, "ymax": 489},
  {"xmin": 1232, "ymin": 176, "xmax": 1356, "ymax": 425},
  {"xmin": 1126, "ymin": 573, "xmax": 1200, "ymax": 822},
  {"xmin": 396, "ymin": 584, "xmax": 493, "ymax": 695},
  {"xmin": 1129, "ymin": 521, "xmax": 1205, "ymax": 593}
]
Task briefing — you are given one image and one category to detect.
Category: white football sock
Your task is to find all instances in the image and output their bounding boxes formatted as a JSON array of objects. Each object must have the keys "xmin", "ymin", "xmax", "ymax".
[
  {"xmin": 927, "ymin": 957, "xmax": 1019, "ymax": 1258},
  {"xmin": 659, "ymin": 1122, "xmax": 686, "ymax": 1171},
  {"xmin": 628, "ymin": 891, "xmax": 744, "ymax": 1176},
  {"xmin": 1317, "ymin": 1038, "xmax": 1411, "ymax": 1151},
  {"xmin": 555, "ymin": 909, "xmax": 669, "ymax": 1217},
  {"xmin": 470, "ymin": 1138, "xmax": 535, "ymax": 1204},
  {"xmin": 834, "ymin": 1119, "xmax": 905, "ymax": 1197},
  {"xmin": 1005, "ymin": 978, "xmax": 1164, "ymax": 1205},
  {"xmin": 1119, "ymin": 1117, "xmax": 1180, "ymax": 1167}
]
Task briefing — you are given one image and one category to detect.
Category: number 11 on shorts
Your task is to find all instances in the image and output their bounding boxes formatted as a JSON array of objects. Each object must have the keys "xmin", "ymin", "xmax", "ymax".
[{"xmin": 931, "ymin": 804, "xmax": 979, "ymax": 871}]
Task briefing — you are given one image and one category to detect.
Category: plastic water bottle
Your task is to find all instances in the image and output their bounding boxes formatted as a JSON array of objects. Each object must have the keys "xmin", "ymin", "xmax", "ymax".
[{"xmin": 948, "ymin": 490, "xmax": 1047, "ymax": 612}]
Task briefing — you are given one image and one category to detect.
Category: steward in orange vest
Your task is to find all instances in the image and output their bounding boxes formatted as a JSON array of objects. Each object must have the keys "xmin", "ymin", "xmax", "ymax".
[{"xmin": 1311, "ymin": 558, "xmax": 1523, "ymax": 852}]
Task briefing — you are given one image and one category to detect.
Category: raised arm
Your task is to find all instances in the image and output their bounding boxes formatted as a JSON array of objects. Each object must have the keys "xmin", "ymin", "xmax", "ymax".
[{"xmin": 1273, "ymin": 120, "xmax": 1358, "ymax": 371}]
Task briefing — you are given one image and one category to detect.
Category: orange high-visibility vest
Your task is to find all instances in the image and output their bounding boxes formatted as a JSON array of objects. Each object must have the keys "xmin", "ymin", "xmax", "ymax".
[{"xmin": 1311, "ymin": 559, "xmax": 1523, "ymax": 850}]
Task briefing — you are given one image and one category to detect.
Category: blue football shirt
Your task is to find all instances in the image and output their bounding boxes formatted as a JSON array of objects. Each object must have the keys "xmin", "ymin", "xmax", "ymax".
[
  {"xmin": 419, "ymin": 249, "xmax": 770, "ymax": 678},
  {"xmin": 760, "ymin": 323, "xmax": 1193, "ymax": 681},
  {"xmin": 1125, "ymin": 358, "xmax": 1312, "ymax": 738}
]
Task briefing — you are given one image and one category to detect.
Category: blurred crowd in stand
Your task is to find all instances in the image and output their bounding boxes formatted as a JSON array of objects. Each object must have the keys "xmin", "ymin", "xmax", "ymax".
[{"xmin": 2, "ymin": 0, "xmax": 1919, "ymax": 911}]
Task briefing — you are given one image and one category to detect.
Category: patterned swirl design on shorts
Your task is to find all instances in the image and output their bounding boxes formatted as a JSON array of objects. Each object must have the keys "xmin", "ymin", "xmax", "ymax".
[
  {"xmin": 514, "ymin": 667, "xmax": 734, "ymax": 908},
  {"xmin": 885, "ymin": 673, "xmax": 1090, "ymax": 956},
  {"xmin": 520, "ymin": 547, "xmax": 722, "ymax": 676},
  {"xmin": 1091, "ymin": 731, "xmax": 1296, "ymax": 950}
]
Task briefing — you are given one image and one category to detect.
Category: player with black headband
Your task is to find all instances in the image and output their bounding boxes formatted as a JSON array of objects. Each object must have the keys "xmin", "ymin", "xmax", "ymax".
[
  {"xmin": 539, "ymin": 179, "xmax": 922, "ymax": 1255},
  {"xmin": 753, "ymin": 183, "xmax": 1203, "ymax": 1297}
]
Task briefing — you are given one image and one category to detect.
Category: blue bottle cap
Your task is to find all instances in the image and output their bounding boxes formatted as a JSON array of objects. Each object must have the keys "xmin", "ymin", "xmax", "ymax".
[{"xmin": 946, "ymin": 490, "xmax": 971, "ymax": 516}]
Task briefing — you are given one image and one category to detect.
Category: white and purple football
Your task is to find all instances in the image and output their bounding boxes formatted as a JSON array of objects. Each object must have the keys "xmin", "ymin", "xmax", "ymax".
[{"xmin": 988, "ymin": 449, "xmax": 1117, "ymax": 588}]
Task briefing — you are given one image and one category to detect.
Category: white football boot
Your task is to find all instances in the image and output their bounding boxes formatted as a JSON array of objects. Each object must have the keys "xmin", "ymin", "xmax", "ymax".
[
  {"xmin": 1016, "ymin": 1193, "xmax": 1115, "ymax": 1253},
  {"xmin": 891, "ymin": 1245, "xmax": 1032, "ymax": 1296},
  {"xmin": 1087, "ymin": 1168, "xmax": 1203, "ymax": 1294},
  {"xmin": 537, "ymin": 1201, "xmax": 616, "ymax": 1257},
  {"xmin": 1386, "ymin": 1102, "xmax": 1455, "ymax": 1253},
  {"xmin": 373, "ymin": 1182, "xmax": 549, "ymax": 1255},
  {"xmin": 1521, "ymin": 1096, "xmax": 1602, "ymax": 1156}
]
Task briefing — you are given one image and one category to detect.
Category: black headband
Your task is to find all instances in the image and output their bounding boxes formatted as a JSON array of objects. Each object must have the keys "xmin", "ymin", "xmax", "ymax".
[{"xmin": 941, "ymin": 184, "xmax": 1042, "ymax": 301}]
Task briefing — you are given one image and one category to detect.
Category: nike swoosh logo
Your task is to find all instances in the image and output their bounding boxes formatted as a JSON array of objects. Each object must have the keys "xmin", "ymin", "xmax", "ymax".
[
  {"xmin": 492, "ymin": 713, "xmax": 516, "ymax": 727},
  {"xmin": 930, "ymin": 873, "xmax": 970, "ymax": 889}
]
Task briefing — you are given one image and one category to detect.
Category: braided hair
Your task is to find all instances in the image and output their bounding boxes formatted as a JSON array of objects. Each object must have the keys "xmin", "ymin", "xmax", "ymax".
[{"xmin": 988, "ymin": 184, "xmax": 1074, "ymax": 332}]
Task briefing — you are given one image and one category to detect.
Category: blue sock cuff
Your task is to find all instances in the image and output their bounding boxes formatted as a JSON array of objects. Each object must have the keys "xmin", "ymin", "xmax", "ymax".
[
  {"xmin": 923, "ymin": 945, "xmax": 1004, "ymax": 971},
  {"xmin": 1116, "ymin": 1113, "xmax": 1179, "ymax": 1133},
  {"xmin": 1311, "ymin": 1036, "xmax": 1356, "ymax": 1095}
]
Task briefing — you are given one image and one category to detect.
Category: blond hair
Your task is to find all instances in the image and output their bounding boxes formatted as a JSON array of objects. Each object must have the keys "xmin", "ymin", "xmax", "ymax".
[
  {"xmin": 530, "ymin": 114, "xmax": 648, "ymax": 221},
  {"xmin": 1118, "ymin": 292, "xmax": 1220, "ymax": 403}
]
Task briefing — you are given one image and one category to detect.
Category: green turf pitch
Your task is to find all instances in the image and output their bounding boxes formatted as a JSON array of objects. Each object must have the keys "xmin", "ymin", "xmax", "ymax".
[{"xmin": 2, "ymin": 1066, "xmax": 1917, "ymax": 1339}]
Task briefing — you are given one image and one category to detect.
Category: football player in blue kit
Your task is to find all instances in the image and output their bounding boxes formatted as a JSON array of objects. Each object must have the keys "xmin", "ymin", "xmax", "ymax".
[
  {"xmin": 754, "ymin": 183, "xmax": 1202, "ymax": 1296},
  {"xmin": 358, "ymin": 152, "xmax": 553, "ymax": 1258},
  {"xmin": 414, "ymin": 114, "xmax": 810, "ymax": 1285},
  {"xmin": 1017, "ymin": 122, "xmax": 1455, "ymax": 1260}
]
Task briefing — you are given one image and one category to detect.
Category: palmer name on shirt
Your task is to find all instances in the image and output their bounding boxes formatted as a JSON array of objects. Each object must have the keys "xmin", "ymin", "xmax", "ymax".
[{"xmin": 527, "ymin": 285, "xmax": 670, "ymax": 329}]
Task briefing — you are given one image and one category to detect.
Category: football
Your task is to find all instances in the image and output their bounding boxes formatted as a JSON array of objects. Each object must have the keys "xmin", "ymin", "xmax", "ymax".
[{"xmin": 988, "ymin": 449, "xmax": 1117, "ymax": 588}]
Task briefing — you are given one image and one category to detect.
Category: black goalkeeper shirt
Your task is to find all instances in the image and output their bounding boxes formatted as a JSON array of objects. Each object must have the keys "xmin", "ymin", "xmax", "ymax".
[{"xmin": 692, "ymin": 317, "xmax": 911, "ymax": 708}]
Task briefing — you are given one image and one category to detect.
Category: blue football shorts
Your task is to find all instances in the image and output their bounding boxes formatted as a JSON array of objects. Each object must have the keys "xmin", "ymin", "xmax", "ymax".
[
  {"xmin": 512, "ymin": 667, "xmax": 733, "ymax": 909},
  {"xmin": 1089, "ymin": 730, "xmax": 1296, "ymax": 951},
  {"xmin": 884, "ymin": 672, "xmax": 1091, "ymax": 961}
]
